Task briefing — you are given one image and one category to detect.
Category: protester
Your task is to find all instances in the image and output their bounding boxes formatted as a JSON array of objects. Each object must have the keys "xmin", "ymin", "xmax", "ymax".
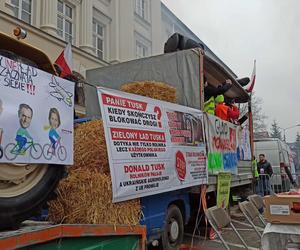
[
  {"xmin": 281, "ymin": 162, "xmax": 297, "ymax": 188},
  {"xmin": 204, "ymin": 78, "xmax": 232, "ymax": 101},
  {"xmin": 252, "ymin": 156, "xmax": 259, "ymax": 192},
  {"xmin": 214, "ymin": 95, "xmax": 229, "ymax": 121},
  {"xmin": 257, "ymin": 154, "xmax": 273, "ymax": 196},
  {"xmin": 204, "ymin": 78, "xmax": 233, "ymax": 115},
  {"xmin": 226, "ymin": 99, "xmax": 240, "ymax": 124},
  {"xmin": 252, "ymin": 156, "xmax": 259, "ymax": 178}
]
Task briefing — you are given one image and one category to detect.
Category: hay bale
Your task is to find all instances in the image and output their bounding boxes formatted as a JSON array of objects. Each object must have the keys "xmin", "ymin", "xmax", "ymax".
[
  {"xmin": 71, "ymin": 120, "xmax": 109, "ymax": 174},
  {"xmin": 120, "ymin": 80, "xmax": 177, "ymax": 103},
  {"xmin": 48, "ymin": 119, "xmax": 141, "ymax": 225},
  {"xmin": 48, "ymin": 169, "xmax": 141, "ymax": 225}
]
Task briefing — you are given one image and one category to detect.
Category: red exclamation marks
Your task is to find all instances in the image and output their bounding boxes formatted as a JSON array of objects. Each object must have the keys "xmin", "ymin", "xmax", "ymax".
[
  {"xmin": 26, "ymin": 84, "xmax": 36, "ymax": 95},
  {"xmin": 26, "ymin": 83, "xmax": 30, "ymax": 94}
]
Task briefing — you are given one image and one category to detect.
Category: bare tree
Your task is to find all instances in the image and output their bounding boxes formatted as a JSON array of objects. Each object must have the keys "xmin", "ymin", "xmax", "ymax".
[
  {"xmin": 240, "ymin": 92, "xmax": 268, "ymax": 133},
  {"xmin": 270, "ymin": 120, "xmax": 282, "ymax": 140}
]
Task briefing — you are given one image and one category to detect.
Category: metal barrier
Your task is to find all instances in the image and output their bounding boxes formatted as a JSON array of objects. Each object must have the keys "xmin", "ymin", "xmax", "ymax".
[{"xmin": 256, "ymin": 173, "xmax": 299, "ymax": 196}]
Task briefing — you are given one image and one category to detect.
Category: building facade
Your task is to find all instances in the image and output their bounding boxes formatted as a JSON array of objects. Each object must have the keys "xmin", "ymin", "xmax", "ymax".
[
  {"xmin": 1, "ymin": 0, "xmax": 232, "ymax": 116},
  {"xmin": 0, "ymin": 0, "xmax": 165, "ymax": 74}
]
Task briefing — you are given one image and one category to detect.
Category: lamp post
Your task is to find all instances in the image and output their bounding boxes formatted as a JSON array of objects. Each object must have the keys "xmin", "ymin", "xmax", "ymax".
[{"xmin": 280, "ymin": 124, "xmax": 300, "ymax": 142}]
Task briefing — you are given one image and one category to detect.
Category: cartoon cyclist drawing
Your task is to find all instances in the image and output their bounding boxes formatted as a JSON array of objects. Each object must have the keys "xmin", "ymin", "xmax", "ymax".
[
  {"xmin": 5, "ymin": 103, "xmax": 43, "ymax": 160},
  {"xmin": 43, "ymin": 107, "xmax": 67, "ymax": 161},
  {"xmin": 47, "ymin": 108, "xmax": 61, "ymax": 155},
  {"xmin": 15, "ymin": 103, "xmax": 33, "ymax": 154}
]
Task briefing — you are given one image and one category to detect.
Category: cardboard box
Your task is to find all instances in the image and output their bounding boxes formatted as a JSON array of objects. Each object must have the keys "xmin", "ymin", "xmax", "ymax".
[{"xmin": 264, "ymin": 194, "xmax": 300, "ymax": 224}]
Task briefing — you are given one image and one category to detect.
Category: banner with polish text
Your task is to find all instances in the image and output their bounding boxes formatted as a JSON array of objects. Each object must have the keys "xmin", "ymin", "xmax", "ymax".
[
  {"xmin": 0, "ymin": 55, "xmax": 74, "ymax": 165},
  {"xmin": 206, "ymin": 114, "xmax": 240, "ymax": 174},
  {"xmin": 97, "ymin": 87, "xmax": 207, "ymax": 202}
]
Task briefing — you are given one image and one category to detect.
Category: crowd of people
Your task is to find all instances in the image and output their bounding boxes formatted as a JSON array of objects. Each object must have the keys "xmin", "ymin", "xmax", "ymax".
[{"xmin": 204, "ymin": 77, "xmax": 246, "ymax": 125}]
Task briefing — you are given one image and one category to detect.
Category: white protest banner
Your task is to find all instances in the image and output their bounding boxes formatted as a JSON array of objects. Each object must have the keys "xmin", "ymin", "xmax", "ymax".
[
  {"xmin": 205, "ymin": 114, "xmax": 239, "ymax": 174},
  {"xmin": 97, "ymin": 87, "xmax": 207, "ymax": 202},
  {"xmin": 0, "ymin": 55, "xmax": 74, "ymax": 164},
  {"xmin": 237, "ymin": 127, "xmax": 251, "ymax": 161}
]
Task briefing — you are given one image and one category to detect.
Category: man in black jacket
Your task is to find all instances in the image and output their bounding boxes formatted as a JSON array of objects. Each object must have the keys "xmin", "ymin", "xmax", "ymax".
[
  {"xmin": 257, "ymin": 154, "xmax": 273, "ymax": 196},
  {"xmin": 204, "ymin": 78, "xmax": 232, "ymax": 102}
]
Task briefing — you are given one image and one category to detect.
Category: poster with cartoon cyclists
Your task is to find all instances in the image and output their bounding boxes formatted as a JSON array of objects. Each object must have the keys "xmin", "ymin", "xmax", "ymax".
[{"xmin": 0, "ymin": 55, "xmax": 74, "ymax": 164}]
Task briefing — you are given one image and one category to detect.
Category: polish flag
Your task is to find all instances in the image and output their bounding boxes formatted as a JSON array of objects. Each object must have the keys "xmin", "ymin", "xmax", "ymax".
[
  {"xmin": 246, "ymin": 60, "xmax": 256, "ymax": 93},
  {"xmin": 54, "ymin": 43, "xmax": 73, "ymax": 78}
]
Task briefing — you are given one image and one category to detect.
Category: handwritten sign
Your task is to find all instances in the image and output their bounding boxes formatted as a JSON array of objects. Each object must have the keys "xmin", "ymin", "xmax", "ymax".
[
  {"xmin": 97, "ymin": 87, "xmax": 208, "ymax": 202},
  {"xmin": 0, "ymin": 55, "xmax": 74, "ymax": 164},
  {"xmin": 217, "ymin": 172, "xmax": 231, "ymax": 208},
  {"xmin": 205, "ymin": 114, "xmax": 239, "ymax": 174}
]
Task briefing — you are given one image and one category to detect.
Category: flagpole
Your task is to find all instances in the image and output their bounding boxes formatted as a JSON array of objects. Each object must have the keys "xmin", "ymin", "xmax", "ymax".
[
  {"xmin": 247, "ymin": 59, "xmax": 256, "ymax": 161},
  {"xmin": 248, "ymin": 93, "xmax": 254, "ymax": 160}
]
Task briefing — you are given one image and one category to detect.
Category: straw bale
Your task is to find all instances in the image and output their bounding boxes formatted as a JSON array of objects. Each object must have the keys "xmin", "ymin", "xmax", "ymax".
[
  {"xmin": 48, "ymin": 169, "xmax": 141, "ymax": 225},
  {"xmin": 71, "ymin": 120, "xmax": 109, "ymax": 174},
  {"xmin": 120, "ymin": 80, "xmax": 177, "ymax": 103}
]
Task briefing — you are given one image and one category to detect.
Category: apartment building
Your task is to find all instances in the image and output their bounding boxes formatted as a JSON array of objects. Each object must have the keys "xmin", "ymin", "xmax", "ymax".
[
  {"xmin": 0, "ymin": 0, "xmax": 226, "ymax": 71},
  {"xmin": 0, "ymin": 0, "xmax": 164, "ymax": 73},
  {"xmin": 1, "ymin": 0, "xmax": 231, "ymax": 117}
]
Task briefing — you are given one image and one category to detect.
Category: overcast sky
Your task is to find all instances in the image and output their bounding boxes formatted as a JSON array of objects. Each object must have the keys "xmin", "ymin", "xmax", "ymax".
[{"xmin": 162, "ymin": 0, "xmax": 300, "ymax": 142}]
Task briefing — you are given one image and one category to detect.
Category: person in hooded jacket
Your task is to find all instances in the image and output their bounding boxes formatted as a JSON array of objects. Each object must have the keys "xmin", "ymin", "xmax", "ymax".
[{"xmin": 214, "ymin": 95, "xmax": 229, "ymax": 121}]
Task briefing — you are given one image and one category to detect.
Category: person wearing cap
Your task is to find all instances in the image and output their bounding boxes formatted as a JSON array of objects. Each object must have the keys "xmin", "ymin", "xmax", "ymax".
[{"xmin": 215, "ymin": 95, "xmax": 229, "ymax": 121}]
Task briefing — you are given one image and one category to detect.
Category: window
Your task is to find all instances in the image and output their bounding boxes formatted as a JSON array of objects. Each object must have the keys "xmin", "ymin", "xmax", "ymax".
[
  {"xmin": 93, "ymin": 19, "xmax": 105, "ymax": 60},
  {"xmin": 136, "ymin": 41, "xmax": 148, "ymax": 59},
  {"xmin": 57, "ymin": 0, "xmax": 74, "ymax": 44},
  {"xmin": 135, "ymin": 0, "xmax": 147, "ymax": 20},
  {"xmin": 10, "ymin": 0, "xmax": 32, "ymax": 24}
]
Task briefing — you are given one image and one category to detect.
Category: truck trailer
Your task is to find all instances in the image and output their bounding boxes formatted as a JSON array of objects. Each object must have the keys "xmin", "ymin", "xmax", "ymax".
[
  {"xmin": 85, "ymin": 47, "xmax": 253, "ymax": 249},
  {"xmin": 0, "ymin": 28, "xmax": 254, "ymax": 250}
]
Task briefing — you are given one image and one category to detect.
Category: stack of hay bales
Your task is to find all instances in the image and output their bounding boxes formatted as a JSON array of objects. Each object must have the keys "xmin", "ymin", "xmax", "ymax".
[
  {"xmin": 48, "ymin": 81, "xmax": 176, "ymax": 225},
  {"xmin": 48, "ymin": 120, "xmax": 141, "ymax": 225},
  {"xmin": 120, "ymin": 80, "xmax": 177, "ymax": 103}
]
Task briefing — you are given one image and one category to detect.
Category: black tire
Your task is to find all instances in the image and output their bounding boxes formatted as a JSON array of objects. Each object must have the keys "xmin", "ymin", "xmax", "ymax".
[
  {"xmin": 0, "ymin": 164, "xmax": 65, "ymax": 230},
  {"xmin": 161, "ymin": 205, "xmax": 184, "ymax": 250}
]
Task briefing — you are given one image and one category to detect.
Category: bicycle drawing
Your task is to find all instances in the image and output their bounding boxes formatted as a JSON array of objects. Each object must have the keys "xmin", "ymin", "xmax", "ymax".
[
  {"xmin": 43, "ymin": 138, "xmax": 67, "ymax": 161},
  {"xmin": 5, "ymin": 140, "xmax": 43, "ymax": 160}
]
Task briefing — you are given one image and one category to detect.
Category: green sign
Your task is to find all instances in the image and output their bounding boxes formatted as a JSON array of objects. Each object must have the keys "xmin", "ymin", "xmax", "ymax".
[
  {"xmin": 208, "ymin": 152, "xmax": 223, "ymax": 172},
  {"xmin": 217, "ymin": 172, "xmax": 231, "ymax": 208}
]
